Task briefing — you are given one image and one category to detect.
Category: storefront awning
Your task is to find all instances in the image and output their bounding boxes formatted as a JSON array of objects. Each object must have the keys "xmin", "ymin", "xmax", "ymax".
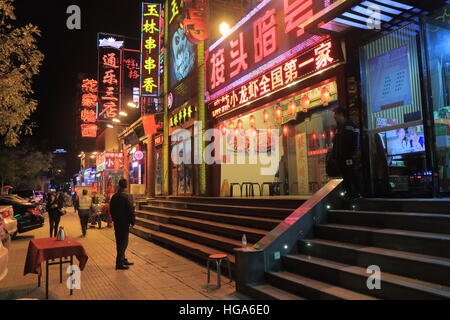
[{"xmin": 300, "ymin": 0, "xmax": 449, "ymax": 36}]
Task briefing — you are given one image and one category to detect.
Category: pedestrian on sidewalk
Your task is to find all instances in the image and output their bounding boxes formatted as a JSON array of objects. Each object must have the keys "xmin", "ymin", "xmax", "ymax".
[
  {"xmin": 46, "ymin": 193, "xmax": 61, "ymax": 237},
  {"xmin": 78, "ymin": 189, "xmax": 92, "ymax": 237},
  {"xmin": 104, "ymin": 193, "xmax": 113, "ymax": 228},
  {"xmin": 331, "ymin": 107, "xmax": 362, "ymax": 199},
  {"xmin": 72, "ymin": 192, "xmax": 80, "ymax": 214},
  {"xmin": 110, "ymin": 179, "xmax": 135, "ymax": 270}
]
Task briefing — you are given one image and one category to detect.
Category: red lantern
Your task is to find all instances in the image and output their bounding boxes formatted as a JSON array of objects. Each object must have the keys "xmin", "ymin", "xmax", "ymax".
[
  {"xmin": 237, "ymin": 119, "xmax": 243, "ymax": 129},
  {"xmin": 288, "ymin": 101, "xmax": 297, "ymax": 115},
  {"xmin": 283, "ymin": 125, "xmax": 289, "ymax": 136},
  {"xmin": 301, "ymin": 95, "xmax": 310, "ymax": 112},
  {"xmin": 251, "ymin": 127, "xmax": 257, "ymax": 136},
  {"xmin": 275, "ymin": 106, "xmax": 282, "ymax": 120},
  {"xmin": 263, "ymin": 110, "xmax": 269, "ymax": 123},
  {"xmin": 321, "ymin": 87, "xmax": 331, "ymax": 106},
  {"xmin": 249, "ymin": 115, "xmax": 256, "ymax": 127},
  {"xmin": 228, "ymin": 122, "xmax": 235, "ymax": 130},
  {"xmin": 220, "ymin": 125, "xmax": 226, "ymax": 135}
]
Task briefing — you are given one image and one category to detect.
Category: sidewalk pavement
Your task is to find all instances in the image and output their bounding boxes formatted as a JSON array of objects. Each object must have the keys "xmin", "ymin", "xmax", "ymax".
[{"xmin": 0, "ymin": 208, "xmax": 248, "ymax": 300}]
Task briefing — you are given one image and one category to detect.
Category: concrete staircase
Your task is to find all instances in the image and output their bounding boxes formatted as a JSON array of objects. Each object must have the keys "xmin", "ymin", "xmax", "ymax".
[
  {"xmin": 248, "ymin": 198, "xmax": 450, "ymax": 300},
  {"xmin": 130, "ymin": 196, "xmax": 305, "ymax": 272}
]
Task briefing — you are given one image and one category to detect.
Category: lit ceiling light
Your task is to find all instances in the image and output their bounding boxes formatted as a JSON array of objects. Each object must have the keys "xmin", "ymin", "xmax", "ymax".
[
  {"xmin": 219, "ymin": 22, "xmax": 230, "ymax": 36},
  {"xmin": 90, "ymin": 155, "xmax": 95, "ymax": 159},
  {"xmin": 127, "ymin": 102, "xmax": 137, "ymax": 108},
  {"xmin": 92, "ymin": 152, "xmax": 97, "ymax": 155},
  {"xmin": 112, "ymin": 118, "xmax": 120, "ymax": 123},
  {"xmin": 107, "ymin": 124, "xmax": 114, "ymax": 128},
  {"xmin": 119, "ymin": 111, "xmax": 128, "ymax": 117}
]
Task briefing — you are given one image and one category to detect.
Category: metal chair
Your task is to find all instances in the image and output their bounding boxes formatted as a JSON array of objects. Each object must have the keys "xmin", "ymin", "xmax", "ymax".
[
  {"xmin": 230, "ymin": 183, "xmax": 241, "ymax": 197},
  {"xmin": 207, "ymin": 254, "xmax": 232, "ymax": 288},
  {"xmin": 241, "ymin": 182, "xmax": 255, "ymax": 197},
  {"xmin": 260, "ymin": 182, "xmax": 273, "ymax": 196}
]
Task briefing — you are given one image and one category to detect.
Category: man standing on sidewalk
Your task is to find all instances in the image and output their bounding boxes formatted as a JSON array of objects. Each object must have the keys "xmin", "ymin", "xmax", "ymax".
[
  {"xmin": 110, "ymin": 179, "xmax": 135, "ymax": 270},
  {"xmin": 78, "ymin": 189, "xmax": 92, "ymax": 237}
]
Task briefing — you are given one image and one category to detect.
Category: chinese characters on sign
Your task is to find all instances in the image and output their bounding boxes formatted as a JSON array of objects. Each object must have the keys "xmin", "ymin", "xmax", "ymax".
[
  {"xmin": 96, "ymin": 152, "xmax": 124, "ymax": 171},
  {"xmin": 123, "ymin": 50, "xmax": 140, "ymax": 108},
  {"xmin": 206, "ymin": 0, "xmax": 325, "ymax": 100},
  {"xmin": 183, "ymin": 0, "xmax": 208, "ymax": 44},
  {"xmin": 169, "ymin": 105, "xmax": 194, "ymax": 127},
  {"xmin": 98, "ymin": 42, "xmax": 122, "ymax": 119},
  {"xmin": 141, "ymin": 3, "xmax": 162, "ymax": 97},
  {"xmin": 81, "ymin": 79, "xmax": 98, "ymax": 138},
  {"xmin": 209, "ymin": 39, "xmax": 341, "ymax": 118}
]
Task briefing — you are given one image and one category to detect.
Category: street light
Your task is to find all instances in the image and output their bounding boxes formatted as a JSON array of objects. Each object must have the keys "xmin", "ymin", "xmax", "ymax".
[
  {"xmin": 112, "ymin": 118, "xmax": 121, "ymax": 123},
  {"xmin": 219, "ymin": 22, "xmax": 230, "ymax": 36}
]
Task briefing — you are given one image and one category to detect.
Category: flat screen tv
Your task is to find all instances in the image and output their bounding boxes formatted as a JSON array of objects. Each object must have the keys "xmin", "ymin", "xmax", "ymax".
[{"xmin": 384, "ymin": 125, "xmax": 425, "ymax": 156}]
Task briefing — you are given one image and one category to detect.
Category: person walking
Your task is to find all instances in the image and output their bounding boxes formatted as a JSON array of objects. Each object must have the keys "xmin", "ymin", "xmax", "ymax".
[
  {"xmin": 104, "ymin": 194, "xmax": 113, "ymax": 228},
  {"xmin": 110, "ymin": 179, "xmax": 135, "ymax": 270},
  {"xmin": 78, "ymin": 190, "xmax": 92, "ymax": 237},
  {"xmin": 332, "ymin": 107, "xmax": 361, "ymax": 199},
  {"xmin": 72, "ymin": 192, "xmax": 80, "ymax": 214},
  {"xmin": 46, "ymin": 193, "xmax": 61, "ymax": 237}
]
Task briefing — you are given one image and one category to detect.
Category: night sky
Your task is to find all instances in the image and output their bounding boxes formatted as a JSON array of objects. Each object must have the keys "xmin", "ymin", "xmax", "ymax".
[{"xmin": 12, "ymin": 0, "xmax": 146, "ymax": 175}]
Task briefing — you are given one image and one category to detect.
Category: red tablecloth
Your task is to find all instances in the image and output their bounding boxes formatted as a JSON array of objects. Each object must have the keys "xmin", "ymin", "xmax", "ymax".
[{"xmin": 23, "ymin": 238, "xmax": 89, "ymax": 276}]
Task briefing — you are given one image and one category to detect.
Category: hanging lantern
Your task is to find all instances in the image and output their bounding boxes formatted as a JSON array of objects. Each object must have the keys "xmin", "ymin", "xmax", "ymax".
[
  {"xmin": 249, "ymin": 115, "xmax": 256, "ymax": 127},
  {"xmin": 321, "ymin": 132, "xmax": 326, "ymax": 139},
  {"xmin": 263, "ymin": 110, "xmax": 269, "ymax": 123},
  {"xmin": 321, "ymin": 86, "xmax": 331, "ymax": 106},
  {"xmin": 288, "ymin": 101, "xmax": 297, "ymax": 115},
  {"xmin": 267, "ymin": 126, "xmax": 273, "ymax": 135},
  {"xmin": 251, "ymin": 127, "xmax": 257, "ymax": 137},
  {"xmin": 275, "ymin": 106, "xmax": 282, "ymax": 120},
  {"xmin": 300, "ymin": 95, "xmax": 310, "ymax": 112},
  {"xmin": 220, "ymin": 124, "xmax": 226, "ymax": 135},
  {"xmin": 228, "ymin": 122, "xmax": 235, "ymax": 130},
  {"xmin": 237, "ymin": 119, "xmax": 243, "ymax": 129},
  {"xmin": 312, "ymin": 132, "xmax": 317, "ymax": 140},
  {"xmin": 283, "ymin": 125, "xmax": 289, "ymax": 136},
  {"xmin": 330, "ymin": 130, "xmax": 334, "ymax": 138}
]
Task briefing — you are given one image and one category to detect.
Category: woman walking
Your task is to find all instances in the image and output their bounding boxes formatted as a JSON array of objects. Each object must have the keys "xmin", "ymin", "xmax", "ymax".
[{"xmin": 46, "ymin": 193, "xmax": 61, "ymax": 237}]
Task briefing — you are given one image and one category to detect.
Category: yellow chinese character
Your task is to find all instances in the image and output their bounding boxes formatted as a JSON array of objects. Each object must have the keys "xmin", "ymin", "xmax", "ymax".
[
  {"xmin": 169, "ymin": 0, "xmax": 179, "ymax": 24},
  {"xmin": 144, "ymin": 4, "xmax": 159, "ymax": 17},
  {"xmin": 145, "ymin": 37, "xmax": 157, "ymax": 54},
  {"xmin": 142, "ymin": 19, "xmax": 159, "ymax": 34},
  {"xmin": 143, "ymin": 78, "xmax": 157, "ymax": 93},
  {"xmin": 144, "ymin": 57, "xmax": 157, "ymax": 72}
]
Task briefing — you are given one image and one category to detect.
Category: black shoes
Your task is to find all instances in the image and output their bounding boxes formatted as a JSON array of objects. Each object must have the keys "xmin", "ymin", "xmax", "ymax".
[
  {"xmin": 115, "ymin": 265, "xmax": 129, "ymax": 270},
  {"xmin": 123, "ymin": 260, "xmax": 134, "ymax": 266}
]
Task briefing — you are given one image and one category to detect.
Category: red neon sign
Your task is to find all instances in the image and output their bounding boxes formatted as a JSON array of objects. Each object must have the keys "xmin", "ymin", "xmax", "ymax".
[
  {"xmin": 81, "ymin": 79, "xmax": 98, "ymax": 138},
  {"xmin": 98, "ymin": 43, "xmax": 122, "ymax": 119},
  {"xmin": 206, "ymin": 0, "xmax": 328, "ymax": 100},
  {"xmin": 209, "ymin": 39, "xmax": 342, "ymax": 118}
]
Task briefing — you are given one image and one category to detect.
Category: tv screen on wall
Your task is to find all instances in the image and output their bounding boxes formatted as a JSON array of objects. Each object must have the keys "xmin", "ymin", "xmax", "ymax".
[{"xmin": 383, "ymin": 125, "xmax": 426, "ymax": 156}]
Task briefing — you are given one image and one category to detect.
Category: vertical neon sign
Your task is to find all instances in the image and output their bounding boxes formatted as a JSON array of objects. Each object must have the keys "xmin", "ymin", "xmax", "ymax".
[{"xmin": 140, "ymin": 3, "xmax": 162, "ymax": 97}]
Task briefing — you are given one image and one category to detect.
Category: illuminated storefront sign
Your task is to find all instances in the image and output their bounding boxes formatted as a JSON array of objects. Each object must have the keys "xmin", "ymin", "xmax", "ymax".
[
  {"xmin": 210, "ymin": 39, "xmax": 342, "ymax": 118},
  {"xmin": 155, "ymin": 134, "xmax": 164, "ymax": 146},
  {"xmin": 140, "ymin": 3, "xmax": 162, "ymax": 97},
  {"xmin": 206, "ymin": 0, "xmax": 332, "ymax": 101},
  {"xmin": 98, "ymin": 41, "xmax": 122, "ymax": 119},
  {"xmin": 96, "ymin": 152, "xmax": 124, "ymax": 171},
  {"xmin": 123, "ymin": 49, "xmax": 141, "ymax": 107},
  {"xmin": 169, "ymin": 105, "xmax": 194, "ymax": 127},
  {"xmin": 81, "ymin": 78, "xmax": 98, "ymax": 138},
  {"xmin": 183, "ymin": 0, "xmax": 208, "ymax": 44},
  {"xmin": 99, "ymin": 37, "xmax": 124, "ymax": 49}
]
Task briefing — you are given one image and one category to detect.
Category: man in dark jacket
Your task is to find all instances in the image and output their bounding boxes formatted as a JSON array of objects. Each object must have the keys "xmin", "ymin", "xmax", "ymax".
[
  {"xmin": 110, "ymin": 179, "xmax": 135, "ymax": 270},
  {"xmin": 332, "ymin": 107, "xmax": 361, "ymax": 199}
]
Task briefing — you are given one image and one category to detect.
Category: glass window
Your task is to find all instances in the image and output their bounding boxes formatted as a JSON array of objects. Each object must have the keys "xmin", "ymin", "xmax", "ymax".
[{"xmin": 424, "ymin": 8, "xmax": 450, "ymax": 194}]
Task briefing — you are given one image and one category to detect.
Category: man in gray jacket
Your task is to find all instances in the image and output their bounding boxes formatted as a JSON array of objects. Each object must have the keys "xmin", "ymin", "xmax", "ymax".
[{"xmin": 110, "ymin": 179, "xmax": 135, "ymax": 270}]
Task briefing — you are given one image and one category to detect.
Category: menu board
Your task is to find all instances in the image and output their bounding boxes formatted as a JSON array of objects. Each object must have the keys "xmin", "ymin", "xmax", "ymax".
[{"xmin": 368, "ymin": 46, "xmax": 412, "ymax": 113}]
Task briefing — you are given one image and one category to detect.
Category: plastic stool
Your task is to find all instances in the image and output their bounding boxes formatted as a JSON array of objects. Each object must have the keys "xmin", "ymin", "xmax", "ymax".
[{"xmin": 207, "ymin": 254, "xmax": 232, "ymax": 288}]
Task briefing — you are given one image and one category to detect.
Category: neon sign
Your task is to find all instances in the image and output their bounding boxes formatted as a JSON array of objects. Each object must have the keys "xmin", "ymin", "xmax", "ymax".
[
  {"xmin": 210, "ymin": 39, "xmax": 342, "ymax": 118},
  {"xmin": 140, "ymin": 3, "xmax": 162, "ymax": 97},
  {"xmin": 99, "ymin": 37, "xmax": 124, "ymax": 49},
  {"xmin": 206, "ymin": 0, "xmax": 328, "ymax": 101},
  {"xmin": 96, "ymin": 152, "xmax": 124, "ymax": 171},
  {"xmin": 81, "ymin": 79, "xmax": 98, "ymax": 138},
  {"xmin": 98, "ymin": 37, "xmax": 122, "ymax": 119},
  {"xmin": 183, "ymin": 0, "xmax": 208, "ymax": 44},
  {"xmin": 169, "ymin": 105, "xmax": 194, "ymax": 127}
]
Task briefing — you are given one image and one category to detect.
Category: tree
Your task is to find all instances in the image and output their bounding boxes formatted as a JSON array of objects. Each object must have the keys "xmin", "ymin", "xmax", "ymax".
[
  {"xmin": 0, "ymin": 146, "xmax": 52, "ymax": 190},
  {"xmin": 0, "ymin": 0, "xmax": 44, "ymax": 146}
]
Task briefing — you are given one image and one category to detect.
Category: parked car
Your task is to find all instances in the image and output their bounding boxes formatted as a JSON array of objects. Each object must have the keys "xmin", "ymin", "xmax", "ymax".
[
  {"xmin": 34, "ymin": 191, "xmax": 44, "ymax": 203},
  {"xmin": 0, "ymin": 195, "xmax": 44, "ymax": 234},
  {"xmin": 0, "ymin": 206, "xmax": 18, "ymax": 239},
  {"xmin": 0, "ymin": 217, "xmax": 10, "ymax": 281},
  {"xmin": 13, "ymin": 190, "xmax": 36, "ymax": 201}
]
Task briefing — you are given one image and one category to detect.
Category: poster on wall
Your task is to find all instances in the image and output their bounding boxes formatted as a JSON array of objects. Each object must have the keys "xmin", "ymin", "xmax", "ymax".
[
  {"xmin": 368, "ymin": 45, "xmax": 413, "ymax": 113},
  {"xmin": 296, "ymin": 132, "xmax": 309, "ymax": 194}
]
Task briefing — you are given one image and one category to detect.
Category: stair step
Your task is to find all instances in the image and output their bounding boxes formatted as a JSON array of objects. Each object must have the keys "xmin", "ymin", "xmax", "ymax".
[
  {"xmin": 147, "ymin": 199, "xmax": 294, "ymax": 219},
  {"xmin": 282, "ymin": 254, "xmax": 450, "ymax": 299},
  {"xmin": 353, "ymin": 198, "xmax": 450, "ymax": 214},
  {"xmin": 249, "ymin": 284, "xmax": 305, "ymax": 300},
  {"xmin": 135, "ymin": 209, "xmax": 267, "ymax": 242},
  {"xmin": 315, "ymin": 224, "xmax": 450, "ymax": 258},
  {"xmin": 135, "ymin": 216, "xmax": 243, "ymax": 253},
  {"xmin": 328, "ymin": 210, "xmax": 450, "ymax": 234},
  {"xmin": 299, "ymin": 238, "xmax": 450, "ymax": 286},
  {"xmin": 131, "ymin": 224, "xmax": 235, "ymax": 265},
  {"xmin": 140, "ymin": 204, "xmax": 281, "ymax": 230},
  {"xmin": 267, "ymin": 271, "xmax": 377, "ymax": 300}
]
